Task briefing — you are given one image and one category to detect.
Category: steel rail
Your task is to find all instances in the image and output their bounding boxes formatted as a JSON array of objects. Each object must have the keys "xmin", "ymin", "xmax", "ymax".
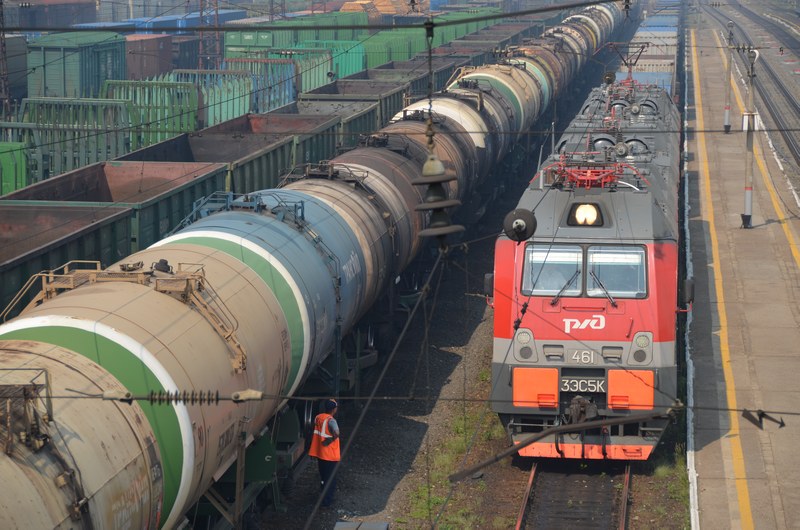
[
  {"xmin": 516, "ymin": 461, "xmax": 631, "ymax": 529},
  {"xmin": 515, "ymin": 463, "xmax": 538, "ymax": 530},
  {"xmin": 704, "ymin": 3, "xmax": 800, "ymax": 166},
  {"xmin": 619, "ymin": 463, "xmax": 632, "ymax": 530}
]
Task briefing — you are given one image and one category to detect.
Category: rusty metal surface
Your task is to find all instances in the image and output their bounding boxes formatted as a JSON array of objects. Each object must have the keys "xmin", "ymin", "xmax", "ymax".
[
  {"xmin": 0, "ymin": 204, "xmax": 131, "ymax": 264},
  {"xmin": 1, "ymin": 161, "xmax": 227, "ymax": 203},
  {"xmin": 202, "ymin": 113, "xmax": 339, "ymax": 135},
  {"xmin": 0, "ymin": 341, "xmax": 160, "ymax": 529}
]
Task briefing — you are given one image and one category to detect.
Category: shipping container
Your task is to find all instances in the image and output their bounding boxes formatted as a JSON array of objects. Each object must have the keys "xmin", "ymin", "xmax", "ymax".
[
  {"xmin": 142, "ymin": 14, "xmax": 185, "ymax": 33},
  {"xmin": 295, "ymin": 41, "xmax": 367, "ymax": 79},
  {"xmin": 5, "ymin": 35, "xmax": 29, "ymax": 101},
  {"xmin": 0, "ymin": 143, "xmax": 28, "ymax": 195},
  {"xmin": 126, "ymin": 34, "xmax": 173, "ymax": 80},
  {"xmin": 0, "ymin": 204, "xmax": 132, "ymax": 320},
  {"xmin": 1, "ymin": 161, "xmax": 228, "ymax": 251},
  {"xmin": 72, "ymin": 21, "xmax": 134, "ymax": 32},
  {"xmin": 299, "ymin": 80, "xmax": 409, "ymax": 128},
  {"xmin": 27, "ymin": 32, "xmax": 127, "ymax": 98},
  {"xmin": 172, "ymin": 36, "xmax": 201, "ymax": 69},
  {"xmin": 190, "ymin": 9, "xmax": 248, "ymax": 26}
]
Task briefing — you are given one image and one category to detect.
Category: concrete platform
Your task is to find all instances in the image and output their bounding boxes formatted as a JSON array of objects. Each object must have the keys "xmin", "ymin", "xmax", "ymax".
[{"xmin": 687, "ymin": 17, "xmax": 800, "ymax": 530}]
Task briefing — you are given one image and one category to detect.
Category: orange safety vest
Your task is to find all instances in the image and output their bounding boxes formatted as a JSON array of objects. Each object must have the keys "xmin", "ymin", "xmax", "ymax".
[{"xmin": 308, "ymin": 413, "xmax": 340, "ymax": 462}]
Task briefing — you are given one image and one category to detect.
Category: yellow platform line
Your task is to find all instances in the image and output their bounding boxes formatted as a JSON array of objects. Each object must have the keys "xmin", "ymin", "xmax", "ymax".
[
  {"xmin": 690, "ymin": 29, "xmax": 754, "ymax": 529},
  {"xmin": 711, "ymin": 31, "xmax": 800, "ymax": 267}
]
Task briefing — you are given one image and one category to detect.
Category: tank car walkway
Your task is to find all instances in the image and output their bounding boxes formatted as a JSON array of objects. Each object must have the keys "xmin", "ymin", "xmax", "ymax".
[{"xmin": 687, "ymin": 23, "xmax": 800, "ymax": 530}]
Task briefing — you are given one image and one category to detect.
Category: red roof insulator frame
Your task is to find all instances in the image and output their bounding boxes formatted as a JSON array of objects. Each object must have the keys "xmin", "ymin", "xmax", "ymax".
[{"xmin": 532, "ymin": 155, "xmax": 649, "ymax": 189}]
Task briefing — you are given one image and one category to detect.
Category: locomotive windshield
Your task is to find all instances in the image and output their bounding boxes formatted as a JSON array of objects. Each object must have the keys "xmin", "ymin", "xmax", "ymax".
[
  {"xmin": 587, "ymin": 246, "xmax": 647, "ymax": 299},
  {"xmin": 521, "ymin": 244, "xmax": 647, "ymax": 299},
  {"xmin": 521, "ymin": 245, "xmax": 583, "ymax": 295}
]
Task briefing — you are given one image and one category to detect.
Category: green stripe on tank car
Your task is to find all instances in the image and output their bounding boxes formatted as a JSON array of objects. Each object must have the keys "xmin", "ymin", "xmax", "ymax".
[
  {"xmin": 469, "ymin": 75, "xmax": 523, "ymax": 131},
  {"xmin": 0, "ymin": 326, "xmax": 181, "ymax": 524},
  {"xmin": 169, "ymin": 236, "xmax": 304, "ymax": 395}
]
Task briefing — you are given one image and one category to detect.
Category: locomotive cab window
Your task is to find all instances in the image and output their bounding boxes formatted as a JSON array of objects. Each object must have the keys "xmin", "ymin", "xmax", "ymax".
[
  {"xmin": 521, "ymin": 245, "xmax": 583, "ymax": 296},
  {"xmin": 587, "ymin": 246, "xmax": 646, "ymax": 299}
]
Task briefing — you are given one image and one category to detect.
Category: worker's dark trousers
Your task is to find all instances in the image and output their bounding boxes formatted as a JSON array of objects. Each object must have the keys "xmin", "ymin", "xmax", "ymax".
[{"xmin": 318, "ymin": 459, "xmax": 337, "ymax": 506}]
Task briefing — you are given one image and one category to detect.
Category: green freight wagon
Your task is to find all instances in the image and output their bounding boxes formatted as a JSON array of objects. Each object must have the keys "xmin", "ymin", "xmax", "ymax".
[
  {"xmin": 275, "ymin": 100, "xmax": 380, "ymax": 150},
  {"xmin": 222, "ymin": 58, "xmax": 297, "ymax": 112},
  {"xmin": 101, "ymin": 80, "xmax": 199, "ymax": 145},
  {"xmin": 27, "ymin": 32, "xmax": 127, "ymax": 98},
  {"xmin": 299, "ymin": 80, "xmax": 410, "ymax": 128},
  {"xmin": 157, "ymin": 70, "xmax": 254, "ymax": 126},
  {"xmin": 1, "ymin": 161, "xmax": 228, "ymax": 252},
  {"xmin": 295, "ymin": 41, "xmax": 367, "ymax": 79},
  {"xmin": 2, "ymin": 98, "xmax": 140, "ymax": 183},
  {"xmin": 203, "ymin": 114, "xmax": 340, "ymax": 169},
  {"xmin": 0, "ymin": 143, "xmax": 29, "ymax": 195},
  {"xmin": 0, "ymin": 204, "xmax": 132, "ymax": 320},
  {"xmin": 117, "ymin": 114, "xmax": 341, "ymax": 194},
  {"xmin": 118, "ymin": 132, "xmax": 295, "ymax": 195},
  {"xmin": 370, "ymin": 56, "xmax": 470, "ymax": 94}
]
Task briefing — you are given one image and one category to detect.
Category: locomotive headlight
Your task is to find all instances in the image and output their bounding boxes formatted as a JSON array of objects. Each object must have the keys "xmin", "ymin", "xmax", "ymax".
[
  {"xmin": 569, "ymin": 203, "xmax": 603, "ymax": 226},
  {"xmin": 635, "ymin": 335, "xmax": 651, "ymax": 348},
  {"xmin": 575, "ymin": 204, "xmax": 598, "ymax": 225},
  {"xmin": 516, "ymin": 330, "xmax": 532, "ymax": 344}
]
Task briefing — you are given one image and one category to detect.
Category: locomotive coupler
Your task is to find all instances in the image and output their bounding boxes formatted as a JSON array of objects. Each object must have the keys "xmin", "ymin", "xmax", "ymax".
[{"xmin": 567, "ymin": 395, "xmax": 599, "ymax": 424}]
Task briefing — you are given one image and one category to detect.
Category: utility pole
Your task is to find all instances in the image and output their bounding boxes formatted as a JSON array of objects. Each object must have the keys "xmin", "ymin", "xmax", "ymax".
[
  {"xmin": 723, "ymin": 21, "xmax": 734, "ymax": 133},
  {"xmin": 741, "ymin": 48, "xmax": 758, "ymax": 229},
  {"xmin": 0, "ymin": 0, "xmax": 11, "ymax": 120}
]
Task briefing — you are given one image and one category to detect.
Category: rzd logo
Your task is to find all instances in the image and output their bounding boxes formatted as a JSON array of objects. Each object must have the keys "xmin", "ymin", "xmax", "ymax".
[{"xmin": 563, "ymin": 315, "xmax": 605, "ymax": 333}]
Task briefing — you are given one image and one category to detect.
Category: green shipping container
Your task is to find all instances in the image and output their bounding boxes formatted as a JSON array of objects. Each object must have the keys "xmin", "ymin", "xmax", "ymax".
[
  {"xmin": 297, "ymin": 41, "xmax": 366, "ymax": 79},
  {"xmin": 27, "ymin": 32, "xmax": 127, "ymax": 98},
  {"xmin": 0, "ymin": 143, "xmax": 28, "ymax": 196}
]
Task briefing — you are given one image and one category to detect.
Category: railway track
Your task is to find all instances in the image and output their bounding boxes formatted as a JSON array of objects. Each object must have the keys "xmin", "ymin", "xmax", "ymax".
[
  {"xmin": 515, "ymin": 462, "xmax": 631, "ymax": 530},
  {"xmin": 704, "ymin": 2, "xmax": 800, "ymax": 166}
]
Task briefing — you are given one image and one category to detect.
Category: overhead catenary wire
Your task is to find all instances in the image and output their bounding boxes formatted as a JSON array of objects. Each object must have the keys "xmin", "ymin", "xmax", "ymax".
[
  {"xmin": 1, "ymin": 2, "xmax": 792, "ymax": 520},
  {"xmin": 2, "ymin": 1, "xmax": 768, "ymax": 415},
  {"xmin": 1, "ymin": 1, "xmax": 600, "ymax": 248},
  {"xmin": 2, "ymin": 0, "xmax": 618, "ymax": 34}
]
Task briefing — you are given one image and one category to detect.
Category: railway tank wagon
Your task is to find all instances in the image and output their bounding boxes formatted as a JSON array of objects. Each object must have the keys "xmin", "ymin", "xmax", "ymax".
[
  {"xmin": 488, "ymin": 75, "xmax": 686, "ymax": 460},
  {"xmin": 0, "ymin": 3, "xmax": 623, "ymax": 527}
]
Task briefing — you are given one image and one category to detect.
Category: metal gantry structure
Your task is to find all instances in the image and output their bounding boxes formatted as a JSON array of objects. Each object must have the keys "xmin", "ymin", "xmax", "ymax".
[{"xmin": 198, "ymin": 0, "xmax": 222, "ymax": 69}]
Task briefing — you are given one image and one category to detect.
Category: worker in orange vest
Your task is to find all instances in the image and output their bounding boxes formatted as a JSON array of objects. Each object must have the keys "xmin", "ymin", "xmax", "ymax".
[{"xmin": 309, "ymin": 398, "xmax": 341, "ymax": 507}]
